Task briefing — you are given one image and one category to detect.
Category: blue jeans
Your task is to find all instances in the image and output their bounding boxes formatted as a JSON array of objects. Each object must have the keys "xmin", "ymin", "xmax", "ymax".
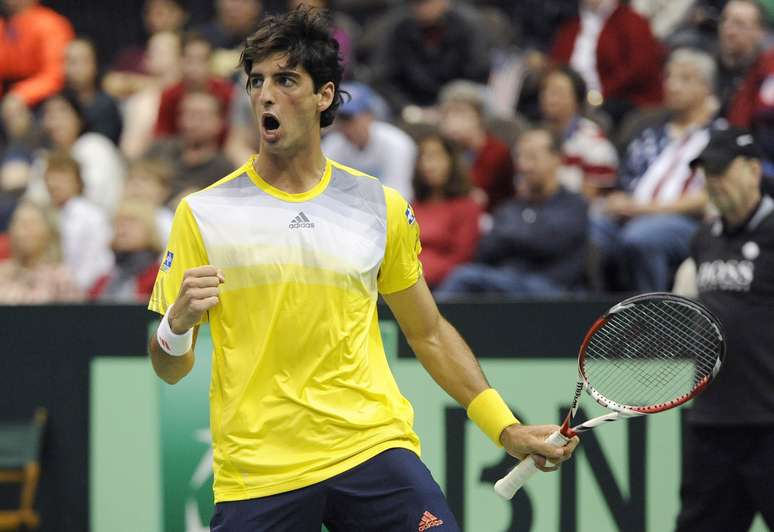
[
  {"xmin": 434, "ymin": 263, "xmax": 565, "ymax": 300},
  {"xmin": 590, "ymin": 213, "xmax": 699, "ymax": 292}
]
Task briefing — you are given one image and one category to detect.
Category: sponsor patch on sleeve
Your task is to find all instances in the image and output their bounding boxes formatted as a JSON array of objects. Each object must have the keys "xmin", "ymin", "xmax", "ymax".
[
  {"xmin": 161, "ymin": 250, "xmax": 174, "ymax": 272},
  {"xmin": 405, "ymin": 205, "xmax": 416, "ymax": 225}
]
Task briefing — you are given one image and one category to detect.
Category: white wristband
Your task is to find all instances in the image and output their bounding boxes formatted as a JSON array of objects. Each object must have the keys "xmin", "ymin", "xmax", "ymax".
[{"xmin": 156, "ymin": 304, "xmax": 193, "ymax": 357}]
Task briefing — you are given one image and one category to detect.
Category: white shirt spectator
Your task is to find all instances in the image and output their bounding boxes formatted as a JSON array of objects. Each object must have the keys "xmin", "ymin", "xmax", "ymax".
[
  {"xmin": 59, "ymin": 196, "xmax": 114, "ymax": 291},
  {"xmin": 26, "ymin": 132, "xmax": 126, "ymax": 215},
  {"xmin": 323, "ymin": 121, "xmax": 417, "ymax": 201}
]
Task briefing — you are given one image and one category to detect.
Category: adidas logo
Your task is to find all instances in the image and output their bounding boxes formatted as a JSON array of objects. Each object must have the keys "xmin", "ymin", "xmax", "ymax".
[
  {"xmin": 289, "ymin": 211, "xmax": 315, "ymax": 229},
  {"xmin": 418, "ymin": 510, "xmax": 444, "ymax": 531}
]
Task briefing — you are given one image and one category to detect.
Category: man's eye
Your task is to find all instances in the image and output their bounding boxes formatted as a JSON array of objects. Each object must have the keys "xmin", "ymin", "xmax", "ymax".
[
  {"xmin": 279, "ymin": 77, "xmax": 294, "ymax": 87},
  {"xmin": 249, "ymin": 77, "xmax": 263, "ymax": 89}
]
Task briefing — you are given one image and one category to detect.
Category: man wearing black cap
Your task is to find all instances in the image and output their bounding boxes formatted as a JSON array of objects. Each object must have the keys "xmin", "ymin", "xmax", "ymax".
[{"xmin": 675, "ymin": 127, "xmax": 774, "ymax": 531}]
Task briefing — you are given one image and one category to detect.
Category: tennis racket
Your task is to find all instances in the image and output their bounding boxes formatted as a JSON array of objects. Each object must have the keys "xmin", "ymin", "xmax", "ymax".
[{"xmin": 494, "ymin": 292, "xmax": 725, "ymax": 500}]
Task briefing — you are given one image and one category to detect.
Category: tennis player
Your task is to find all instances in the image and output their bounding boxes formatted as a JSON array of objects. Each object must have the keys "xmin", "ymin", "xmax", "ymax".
[{"xmin": 148, "ymin": 9, "xmax": 579, "ymax": 531}]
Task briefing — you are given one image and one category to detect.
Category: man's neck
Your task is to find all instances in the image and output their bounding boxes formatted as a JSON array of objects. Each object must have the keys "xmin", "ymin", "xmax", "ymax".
[
  {"xmin": 724, "ymin": 193, "xmax": 762, "ymax": 229},
  {"xmin": 521, "ymin": 178, "xmax": 560, "ymax": 202},
  {"xmin": 672, "ymin": 98, "xmax": 716, "ymax": 132},
  {"xmin": 254, "ymin": 145, "xmax": 327, "ymax": 194}
]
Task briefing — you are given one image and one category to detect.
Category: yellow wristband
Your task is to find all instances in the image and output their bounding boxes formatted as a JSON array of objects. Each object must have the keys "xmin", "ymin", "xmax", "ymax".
[{"xmin": 466, "ymin": 388, "xmax": 520, "ymax": 447}]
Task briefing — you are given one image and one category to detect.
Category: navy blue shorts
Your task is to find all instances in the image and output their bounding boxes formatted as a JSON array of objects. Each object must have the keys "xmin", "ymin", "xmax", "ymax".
[{"xmin": 210, "ymin": 448, "xmax": 460, "ymax": 532}]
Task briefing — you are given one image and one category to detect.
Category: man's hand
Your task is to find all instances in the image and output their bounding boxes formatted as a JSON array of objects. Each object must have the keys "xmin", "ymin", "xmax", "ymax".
[
  {"xmin": 169, "ymin": 266, "xmax": 224, "ymax": 333},
  {"xmin": 500, "ymin": 424, "xmax": 580, "ymax": 472}
]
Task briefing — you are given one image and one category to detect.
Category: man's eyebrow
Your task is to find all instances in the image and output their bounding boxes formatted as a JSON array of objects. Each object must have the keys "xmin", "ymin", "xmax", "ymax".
[{"xmin": 273, "ymin": 69, "xmax": 301, "ymax": 78}]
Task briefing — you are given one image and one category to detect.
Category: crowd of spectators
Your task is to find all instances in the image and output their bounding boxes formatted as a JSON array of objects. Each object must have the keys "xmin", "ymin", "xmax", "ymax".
[{"xmin": 2, "ymin": 0, "xmax": 774, "ymax": 304}]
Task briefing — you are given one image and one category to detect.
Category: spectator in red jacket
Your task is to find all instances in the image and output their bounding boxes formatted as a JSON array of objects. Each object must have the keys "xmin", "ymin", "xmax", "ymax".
[
  {"xmin": 719, "ymin": 0, "xmax": 774, "ymax": 160},
  {"xmin": 411, "ymin": 133, "xmax": 481, "ymax": 289},
  {"xmin": 154, "ymin": 31, "xmax": 233, "ymax": 142},
  {"xmin": 438, "ymin": 80, "xmax": 514, "ymax": 211},
  {"xmin": 0, "ymin": 0, "xmax": 74, "ymax": 108},
  {"xmin": 550, "ymin": 0, "xmax": 665, "ymax": 126}
]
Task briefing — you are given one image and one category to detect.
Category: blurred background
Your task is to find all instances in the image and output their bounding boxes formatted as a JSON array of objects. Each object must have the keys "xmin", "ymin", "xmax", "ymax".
[{"xmin": 1, "ymin": 0, "xmax": 772, "ymax": 530}]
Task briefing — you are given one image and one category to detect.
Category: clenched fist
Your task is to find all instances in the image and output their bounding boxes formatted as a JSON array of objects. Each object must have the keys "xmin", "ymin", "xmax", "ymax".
[{"xmin": 169, "ymin": 266, "xmax": 225, "ymax": 333}]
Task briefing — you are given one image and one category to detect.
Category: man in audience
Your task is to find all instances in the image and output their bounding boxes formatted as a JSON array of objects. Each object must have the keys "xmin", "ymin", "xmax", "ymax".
[
  {"xmin": 370, "ymin": 0, "xmax": 490, "ymax": 116},
  {"xmin": 154, "ymin": 31, "xmax": 233, "ymax": 142},
  {"xmin": 197, "ymin": 0, "xmax": 263, "ymax": 77},
  {"xmin": 146, "ymin": 90, "xmax": 233, "ymax": 204},
  {"xmin": 716, "ymin": 0, "xmax": 768, "ymax": 116},
  {"xmin": 322, "ymin": 82, "xmax": 416, "ymax": 200},
  {"xmin": 719, "ymin": 0, "xmax": 774, "ymax": 159},
  {"xmin": 550, "ymin": 0, "xmax": 665, "ymax": 125},
  {"xmin": 592, "ymin": 48, "xmax": 717, "ymax": 292},
  {"xmin": 435, "ymin": 127, "xmax": 588, "ymax": 298},
  {"xmin": 0, "ymin": 0, "xmax": 74, "ymax": 108},
  {"xmin": 438, "ymin": 81, "xmax": 514, "ymax": 211}
]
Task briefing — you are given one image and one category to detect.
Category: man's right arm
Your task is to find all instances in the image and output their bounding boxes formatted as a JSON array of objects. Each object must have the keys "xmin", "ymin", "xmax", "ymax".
[
  {"xmin": 149, "ymin": 265, "xmax": 224, "ymax": 384},
  {"xmin": 149, "ymin": 327, "xmax": 197, "ymax": 384}
]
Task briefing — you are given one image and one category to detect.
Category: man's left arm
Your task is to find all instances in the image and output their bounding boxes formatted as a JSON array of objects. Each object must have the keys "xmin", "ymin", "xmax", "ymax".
[{"xmin": 383, "ymin": 278, "xmax": 579, "ymax": 467}]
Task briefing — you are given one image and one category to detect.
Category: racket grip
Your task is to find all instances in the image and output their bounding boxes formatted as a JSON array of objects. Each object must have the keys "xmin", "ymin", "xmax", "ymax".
[{"xmin": 493, "ymin": 431, "xmax": 569, "ymax": 500}]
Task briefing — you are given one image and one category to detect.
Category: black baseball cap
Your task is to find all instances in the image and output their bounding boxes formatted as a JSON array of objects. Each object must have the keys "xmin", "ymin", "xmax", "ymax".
[{"xmin": 690, "ymin": 127, "xmax": 763, "ymax": 176}]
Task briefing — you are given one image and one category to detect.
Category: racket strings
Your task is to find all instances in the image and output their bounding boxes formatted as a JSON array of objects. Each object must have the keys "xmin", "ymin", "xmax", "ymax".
[{"xmin": 583, "ymin": 300, "xmax": 721, "ymax": 408}]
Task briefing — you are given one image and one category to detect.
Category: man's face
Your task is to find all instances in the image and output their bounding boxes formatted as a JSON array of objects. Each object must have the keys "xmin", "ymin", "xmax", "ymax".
[
  {"xmin": 704, "ymin": 157, "xmax": 761, "ymax": 216},
  {"xmin": 516, "ymin": 131, "xmax": 559, "ymax": 188},
  {"xmin": 178, "ymin": 93, "xmax": 223, "ymax": 146},
  {"xmin": 248, "ymin": 53, "xmax": 333, "ymax": 155},
  {"xmin": 409, "ymin": 0, "xmax": 448, "ymax": 26},
  {"xmin": 218, "ymin": 0, "xmax": 261, "ymax": 34},
  {"xmin": 182, "ymin": 41, "xmax": 212, "ymax": 87},
  {"xmin": 2, "ymin": 0, "xmax": 35, "ymax": 15},
  {"xmin": 439, "ymin": 102, "xmax": 480, "ymax": 147},
  {"xmin": 719, "ymin": 1, "xmax": 764, "ymax": 61},
  {"xmin": 66, "ymin": 40, "xmax": 98, "ymax": 90},
  {"xmin": 664, "ymin": 60, "xmax": 709, "ymax": 113}
]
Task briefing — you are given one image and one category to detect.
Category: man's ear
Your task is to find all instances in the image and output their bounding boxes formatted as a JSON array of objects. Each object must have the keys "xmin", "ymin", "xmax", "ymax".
[{"xmin": 318, "ymin": 81, "xmax": 335, "ymax": 113}]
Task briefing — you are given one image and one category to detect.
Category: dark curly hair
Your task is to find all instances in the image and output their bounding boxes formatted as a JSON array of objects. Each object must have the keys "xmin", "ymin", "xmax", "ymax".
[{"xmin": 239, "ymin": 8, "xmax": 344, "ymax": 128}]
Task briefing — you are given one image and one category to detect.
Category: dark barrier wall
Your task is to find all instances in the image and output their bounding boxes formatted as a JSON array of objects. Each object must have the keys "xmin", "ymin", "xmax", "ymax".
[
  {"xmin": 0, "ymin": 305, "xmax": 151, "ymax": 532},
  {"xmin": 0, "ymin": 299, "xmax": 615, "ymax": 532}
]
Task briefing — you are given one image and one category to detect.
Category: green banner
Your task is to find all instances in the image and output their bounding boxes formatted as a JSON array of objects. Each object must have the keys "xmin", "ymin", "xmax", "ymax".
[{"xmin": 151, "ymin": 325, "xmax": 766, "ymax": 532}]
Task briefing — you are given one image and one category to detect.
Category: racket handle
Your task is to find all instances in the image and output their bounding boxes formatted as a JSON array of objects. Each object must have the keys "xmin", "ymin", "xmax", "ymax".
[{"xmin": 494, "ymin": 431, "xmax": 569, "ymax": 500}]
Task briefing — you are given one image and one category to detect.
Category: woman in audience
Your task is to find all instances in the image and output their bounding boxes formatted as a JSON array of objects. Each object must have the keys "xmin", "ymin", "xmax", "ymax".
[
  {"xmin": 65, "ymin": 37, "xmax": 123, "ymax": 144},
  {"xmin": 26, "ymin": 90, "xmax": 126, "ymax": 214},
  {"xmin": 0, "ymin": 201, "xmax": 81, "ymax": 304},
  {"xmin": 538, "ymin": 65, "xmax": 619, "ymax": 200},
  {"xmin": 122, "ymin": 157, "xmax": 175, "ymax": 241},
  {"xmin": 411, "ymin": 133, "xmax": 481, "ymax": 289},
  {"xmin": 89, "ymin": 200, "xmax": 162, "ymax": 303}
]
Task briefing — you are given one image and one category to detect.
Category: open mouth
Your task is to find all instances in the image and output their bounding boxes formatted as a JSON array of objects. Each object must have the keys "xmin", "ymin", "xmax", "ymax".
[{"xmin": 262, "ymin": 113, "xmax": 280, "ymax": 131}]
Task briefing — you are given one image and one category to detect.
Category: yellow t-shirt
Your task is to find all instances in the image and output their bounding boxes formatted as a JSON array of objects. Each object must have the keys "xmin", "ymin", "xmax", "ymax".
[{"xmin": 149, "ymin": 157, "xmax": 423, "ymax": 502}]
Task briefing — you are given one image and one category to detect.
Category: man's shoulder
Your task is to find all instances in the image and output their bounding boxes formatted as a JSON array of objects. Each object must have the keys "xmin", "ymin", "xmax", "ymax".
[
  {"xmin": 370, "ymin": 121, "xmax": 415, "ymax": 149},
  {"xmin": 329, "ymin": 159, "xmax": 379, "ymax": 181}
]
